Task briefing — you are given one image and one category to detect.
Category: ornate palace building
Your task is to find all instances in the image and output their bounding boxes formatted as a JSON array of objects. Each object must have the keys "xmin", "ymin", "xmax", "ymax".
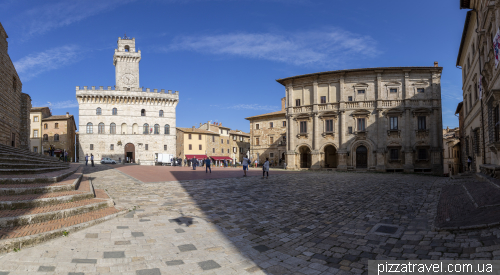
[
  {"xmin": 77, "ymin": 36, "xmax": 178, "ymax": 165},
  {"xmin": 276, "ymin": 65, "xmax": 444, "ymax": 175}
]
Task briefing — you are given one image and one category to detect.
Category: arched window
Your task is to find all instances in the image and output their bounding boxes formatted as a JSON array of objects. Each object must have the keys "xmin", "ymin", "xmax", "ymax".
[
  {"xmin": 98, "ymin": 123, "xmax": 105, "ymax": 134},
  {"xmin": 143, "ymin": 123, "xmax": 149, "ymax": 134},
  {"xmin": 164, "ymin": 124, "xmax": 170, "ymax": 135},
  {"xmin": 96, "ymin": 107, "xmax": 102, "ymax": 115},
  {"xmin": 154, "ymin": 124, "xmax": 160, "ymax": 134},
  {"xmin": 141, "ymin": 109, "xmax": 146, "ymax": 116},
  {"xmin": 125, "ymin": 45, "xmax": 130, "ymax": 52},
  {"xmin": 110, "ymin": 123, "xmax": 116, "ymax": 134},
  {"xmin": 43, "ymin": 134, "xmax": 48, "ymax": 141},
  {"xmin": 112, "ymin": 108, "xmax": 117, "ymax": 115},
  {"xmin": 54, "ymin": 134, "xmax": 59, "ymax": 141},
  {"xmin": 43, "ymin": 123, "xmax": 48, "ymax": 129},
  {"xmin": 86, "ymin": 123, "xmax": 93, "ymax": 134},
  {"xmin": 159, "ymin": 110, "xmax": 164, "ymax": 117}
]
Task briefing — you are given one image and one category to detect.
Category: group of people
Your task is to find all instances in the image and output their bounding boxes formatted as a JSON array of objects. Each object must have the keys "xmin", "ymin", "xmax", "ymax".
[
  {"xmin": 47, "ymin": 145, "xmax": 70, "ymax": 162},
  {"xmin": 84, "ymin": 154, "xmax": 95, "ymax": 167}
]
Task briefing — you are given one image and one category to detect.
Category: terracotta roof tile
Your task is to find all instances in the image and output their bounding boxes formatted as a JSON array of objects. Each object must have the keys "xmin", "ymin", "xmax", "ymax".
[{"xmin": 245, "ymin": 110, "xmax": 286, "ymax": 120}]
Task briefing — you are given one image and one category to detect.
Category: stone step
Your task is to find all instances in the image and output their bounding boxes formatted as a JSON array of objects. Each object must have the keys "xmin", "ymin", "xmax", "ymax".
[
  {"xmin": 0, "ymin": 206, "xmax": 126, "ymax": 254},
  {"xmin": 0, "ymin": 146, "xmax": 63, "ymax": 161},
  {"xmin": 0, "ymin": 156, "xmax": 67, "ymax": 165},
  {"xmin": 0, "ymin": 172, "xmax": 82, "ymax": 196},
  {"xmin": 0, "ymin": 198, "xmax": 112, "ymax": 227},
  {"xmin": 0, "ymin": 162, "xmax": 69, "ymax": 169},
  {"xmin": 0, "ymin": 178, "xmax": 93, "ymax": 210},
  {"xmin": 0, "ymin": 166, "xmax": 70, "ymax": 175},
  {"xmin": 0, "ymin": 165, "xmax": 80, "ymax": 184}
]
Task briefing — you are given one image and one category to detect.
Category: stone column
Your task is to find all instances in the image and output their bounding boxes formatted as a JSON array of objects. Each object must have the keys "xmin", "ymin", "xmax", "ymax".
[
  {"xmin": 312, "ymin": 112, "xmax": 321, "ymax": 169},
  {"xmin": 376, "ymin": 110, "xmax": 386, "ymax": 172},
  {"xmin": 337, "ymin": 110, "xmax": 347, "ymax": 171},
  {"xmin": 403, "ymin": 108, "xmax": 414, "ymax": 172}
]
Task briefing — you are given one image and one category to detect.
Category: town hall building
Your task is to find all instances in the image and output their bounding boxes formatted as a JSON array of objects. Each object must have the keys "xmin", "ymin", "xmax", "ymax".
[{"xmin": 76, "ymin": 36, "xmax": 178, "ymax": 165}]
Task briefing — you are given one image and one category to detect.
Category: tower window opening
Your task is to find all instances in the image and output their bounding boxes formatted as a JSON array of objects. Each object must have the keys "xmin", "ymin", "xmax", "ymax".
[{"xmin": 124, "ymin": 45, "xmax": 130, "ymax": 52}]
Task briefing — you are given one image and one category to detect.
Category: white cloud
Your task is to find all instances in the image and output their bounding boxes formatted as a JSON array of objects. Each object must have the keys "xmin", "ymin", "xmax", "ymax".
[
  {"xmin": 211, "ymin": 104, "xmax": 279, "ymax": 111},
  {"xmin": 48, "ymin": 100, "xmax": 79, "ymax": 110},
  {"xmin": 14, "ymin": 45, "xmax": 81, "ymax": 81},
  {"xmin": 162, "ymin": 29, "xmax": 379, "ymax": 66}
]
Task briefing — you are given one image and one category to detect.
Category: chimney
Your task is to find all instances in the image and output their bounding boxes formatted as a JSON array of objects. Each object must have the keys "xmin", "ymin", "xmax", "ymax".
[
  {"xmin": 220, "ymin": 122, "xmax": 222, "ymax": 126},
  {"xmin": 207, "ymin": 121, "xmax": 210, "ymax": 131},
  {"xmin": 192, "ymin": 126, "xmax": 195, "ymax": 130},
  {"xmin": 434, "ymin": 61, "xmax": 438, "ymax": 67},
  {"xmin": 281, "ymin": 97, "xmax": 286, "ymax": 111},
  {"xmin": 66, "ymin": 112, "xmax": 69, "ymax": 117},
  {"xmin": 199, "ymin": 123, "xmax": 202, "ymax": 127}
]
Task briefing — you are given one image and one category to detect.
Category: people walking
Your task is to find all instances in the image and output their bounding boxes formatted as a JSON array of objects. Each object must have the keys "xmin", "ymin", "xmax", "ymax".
[
  {"xmin": 184, "ymin": 158, "xmax": 187, "ymax": 167},
  {"xmin": 192, "ymin": 157, "xmax": 197, "ymax": 170},
  {"xmin": 467, "ymin": 156, "xmax": 472, "ymax": 171},
  {"xmin": 64, "ymin": 150, "xmax": 68, "ymax": 162},
  {"xmin": 284, "ymin": 160, "xmax": 287, "ymax": 170},
  {"xmin": 91, "ymin": 154, "xmax": 94, "ymax": 167},
  {"xmin": 242, "ymin": 156, "xmax": 249, "ymax": 177},
  {"xmin": 254, "ymin": 159, "xmax": 258, "ymax": 168},
  {"xmin": 262, "ymin": 158, "xmax": 270, "ymax": 179},
  {"xmin": 85, "ymin": 154, "xmax": 88, "ymax": 166},
  {"xmin": 205, "ymin": 158, "xmax": 211, "ymax": 173}
]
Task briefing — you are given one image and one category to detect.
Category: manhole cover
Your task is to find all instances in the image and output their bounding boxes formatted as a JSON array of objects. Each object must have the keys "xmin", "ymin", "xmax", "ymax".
[{"xmin": 375, "ymin": 225, "xmax": 398, "ymax": 234}]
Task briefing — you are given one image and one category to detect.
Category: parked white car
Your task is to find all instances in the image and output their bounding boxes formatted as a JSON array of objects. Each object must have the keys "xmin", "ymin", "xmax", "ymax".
[{"xmin": 101, "ymin": 157, "xmax": 116, "ymax": 164}]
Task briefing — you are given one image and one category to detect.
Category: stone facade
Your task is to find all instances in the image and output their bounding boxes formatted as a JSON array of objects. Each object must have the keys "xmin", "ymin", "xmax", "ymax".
[
  {"xmin": 41, "ymin": 113, "xmax": 77, "ymax": 161},
  {"xmin": 176, "ymin": 127, "xmax": 219, "ymax": 160},
  {"xmin": 30, "ymin": 107, "xmax": 52, "ymax": 154},
  {"xmin": 443, "ymin": 127, "xmax": 461, "ymax": 175},
  {"xmin": 277, "ymin": 66, "xmax": 444, "ymax": 175},
  {"xmin": 0, "ymin": 22, "xmax": 31, "ymax": 149},
  {"xmin": 458, "ymin": 0, "xmax": 500, "ymax": 176},
  {"xmin": 77, "ymin": 36, "xmax": 178, "ymax": 165},
  {"xmin": 246, "ymin": 98, "xmax": 287, "ymax": 166}
]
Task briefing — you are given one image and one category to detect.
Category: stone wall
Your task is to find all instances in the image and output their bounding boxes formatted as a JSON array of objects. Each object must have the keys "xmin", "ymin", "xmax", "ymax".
[{"xmin": 247, "ymin": 113, "xmax": 287, "ymax": 166}]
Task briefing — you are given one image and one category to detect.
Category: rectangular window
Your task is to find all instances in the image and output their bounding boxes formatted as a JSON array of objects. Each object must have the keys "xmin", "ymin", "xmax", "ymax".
[
  {"xmin": 227, "ymin": 139, "xmax": 229, "ymax": 144},
  {"xmin": 270, "ymin": 153, "xmax": 274, "ymax": 158},
  {"xmin": 390, "ymin": 148, "xmax": 399, "ymax": 160},
  {"xmin": 199, "ymin": 144, "xmax": 202, "ymax": 150},
  {"xmin": 233, "ymin": 136, "xmax": 236, "ymax": 140},
  {"xmin": 55, "ymin": 123, "xmax": 59, "ymax": 129},
  {"xmin": 300, "ymin": 121, "xmax": 307, "ymax": 133},
  {"xmin": 227, "ymin": 149, "xmax": 229, "ymax": 153},
  {"xmin": 495, "ymin": 105, "xmax": 500, "ymax": 142},
  {"xmin": 233, "ymin": 147, "xmax": 237, "ymax": 153},
  {"xmin": 283, "ymin": 121, "xmax": 286, "ymax": 127},
  {"xmin": 418, "ymin": 148, "xmax": 427, "ymax": 160},
  {"xmin": 348, "ymin": 127, "xmax": 353, "ymax": 134},
  {"xmin": 212, "ymin": 136, "xmax": 215, "ymax": 142},
  {"xmin": 296, "ymin": 99, "xmax": 301, "ymax": 106},
  {"xmin": 33, "ymin": 146, "xmax": 38, "ymax": 153},
  {"xmin": 212, "ymin": 148, "xmax": 215, "ymax": 153},
  {"xmin": 348, "ymin": 96, "xmax": 353, "ymax": 101},
  {"xmin": 90, "ymin": 144, "xmax": 94, "ymax": 150},
  {"xmin": 256, "ymin": 137, "xmax": 260, "ymax": 145},
  {"xmin": 390, "ymin": 88, "xmax": 397, "ymax": 93},
  {"xmin": 189, "ymin": 144, "xmax": 192, "ymax": 150},
  {"xmin": 33, "ymin": 129, "xmax": 38, "ymax": 138},
  {"xmin": 418, "ymin": 116, "xmax": 426, "ymax": 130},
  {"xmin": 358, "ymin": 89, "xmax": 365, "ymax": 94},
  {"xmin": 145, "ymin": 144, "xmax": 148, "ymax": 150},
  {"xmin": 326, "ymin": 119, "xmax": 333, "ymax": 132},
  {"xmin": 239, "ymin": 147, "xmax": 242, "ymax": 153},
  {"xmin": 270, "ymin": 137, "xmax": 274, "ymax": 144},
  {"xmin": 390, "ymin": 117, "xmax": 398, "ymax": 130},
  {"xmin": 110, "ymin": 144, "xmax": 114, "ymax": 150},
  {"xmin": 221, "ymin": 148, "xmax": 224, "ymax": 153},
  {"xmin": 270, "ymin": 122, "xmax": 273, "ymax": 128},
  {"xmin": 34, "ymin": 116, "xmax": 39, "ymax": 122},
  {"xmin": 320, "ymin": 96, "xmax": 326, "ymax": 103},
  {"xmin": 357, "ymin": 118, "xmax": 366, "ymax": 131},
  {"xmin": 199, "ymin": 134, "xmax": 201, "ymax": 140},
  {"xmin": 221, "ymin": 139, "xmax": 223, "ymax": 144},
  {"xmin": 164, "ymin": 145, "xmax": 167, "ymax": 151},
  {"xmin": 417, "ymin": 88, "xmax": 425, "ymax": 93},
  {"xmin": 188, "ymin": 134, "xmax": 192, "ymax": 139},
  {"xmin": 256, "ymin": 124, "xmax": 260, "ymax": 130}
]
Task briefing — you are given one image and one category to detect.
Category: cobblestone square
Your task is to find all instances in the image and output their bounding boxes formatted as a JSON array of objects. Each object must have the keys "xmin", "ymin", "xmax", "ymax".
[{"xmin": 2, "ymin": 165, "xmax": 500, "ymax": 275}]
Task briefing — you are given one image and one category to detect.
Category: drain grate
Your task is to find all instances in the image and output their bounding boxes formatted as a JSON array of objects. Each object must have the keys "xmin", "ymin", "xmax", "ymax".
[{"xmin": 375, "ymin": 225, "xmax": 398, "ymax": 234}]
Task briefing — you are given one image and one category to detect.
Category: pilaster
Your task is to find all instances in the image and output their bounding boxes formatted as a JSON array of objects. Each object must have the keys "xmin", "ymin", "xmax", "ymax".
[{"xmin": 403, "ymin": 108, "xmax": 414, "ymax": 172}]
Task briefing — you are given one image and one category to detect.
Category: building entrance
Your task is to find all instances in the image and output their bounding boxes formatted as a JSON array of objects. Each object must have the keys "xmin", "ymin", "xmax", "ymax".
[
  {"xmin": 124, "ymin": 143, "xmax": 135, "ymax": 163},
  {"xmin": 356, "ymin": 145, "xmax": 367, "ymax": 168},
  {"xmin": 299, "ymin": 146, "xmax": 311, "ymax": 168}
]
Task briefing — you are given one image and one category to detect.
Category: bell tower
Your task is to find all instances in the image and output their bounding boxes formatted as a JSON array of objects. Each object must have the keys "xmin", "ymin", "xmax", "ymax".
[{"xmin": 113, "ymin": 35, "xmax": 141, "ymax": 90}]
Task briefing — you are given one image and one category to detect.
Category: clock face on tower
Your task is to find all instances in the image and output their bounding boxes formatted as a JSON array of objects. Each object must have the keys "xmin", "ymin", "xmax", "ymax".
[{"xmin": 121, "ymin": 74, "xmax": 136, "ymax": 85}]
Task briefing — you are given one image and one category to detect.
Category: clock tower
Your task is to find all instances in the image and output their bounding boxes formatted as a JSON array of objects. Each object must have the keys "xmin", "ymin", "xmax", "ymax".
[{"xmin": 113, "ymin": 35, "xmax": 141, "ymax": 90}]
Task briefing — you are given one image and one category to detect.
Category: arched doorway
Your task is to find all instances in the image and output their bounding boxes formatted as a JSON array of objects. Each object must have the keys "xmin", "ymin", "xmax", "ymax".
[
  {"xmin": 356, "ymin": 145, "xmax": 367, "ymax": 168},
  {"xmin": 299, "ymin": 146, "xmax": 311, "ymax": 168},
  {"xmin": 124, "ymin": 143, "xmax": 135, "ymax": 163},
  {"xmin": 324, "ymin": 145, "xmax": 337, "ymax": 168}
]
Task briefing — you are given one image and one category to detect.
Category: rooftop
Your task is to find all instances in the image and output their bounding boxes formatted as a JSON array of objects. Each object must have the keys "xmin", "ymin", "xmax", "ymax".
[
  {"xmin": 177, "ymin": 127, "xmax": 220, "ymax": 135},
  {"xmin": 245, "ymin": 110, "xmax": 286, "ymax": 120}
]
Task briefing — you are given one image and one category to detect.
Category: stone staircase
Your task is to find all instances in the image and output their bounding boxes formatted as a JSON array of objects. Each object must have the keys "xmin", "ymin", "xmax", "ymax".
[
  {"xmin": 0, "ymin": 146, "xmax": 126, "ymax": 254},
  {"xmin": 0, "ymin": 143, "xmax": 69, "ymax": 174}
]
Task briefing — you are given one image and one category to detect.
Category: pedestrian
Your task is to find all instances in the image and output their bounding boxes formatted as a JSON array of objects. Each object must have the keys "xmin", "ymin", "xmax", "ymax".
[
  {"xmin": 119, "ymin": 157, "xmax": 121, "ymax": 164},
  {"xmin": 192, "ymin": 157, "xmax": 197, "ymax": 170},
  {"xmin": 205, "ymin": 157, "xmax": 211, "ymax": 173},
  {"xmin": 284, "ymin": 160, "xmax": 287, "ymax": 170},
  {"xmin": 254, "ymin": 159, "xmax": 258, "ymax": 168},
  {"xmin": 242, "ymin": 156, "xmax": 249, "ymax": 177},
  {"xmin": 262, "ymin": 158, "xmax": 270, "ymax": 179},
  {"xmin": 64, "ymin": 150, "xmax": 68, "ymax": 162},
  {"xmin": 224, "ymin": 159, "xmax": 227, "ymax": 168},
  {"xmin": 184, "ymin": 158, "xmax": 187, "ymax": 167},
  {"xmin": 85, "ymin": 154, "xmax": 88, "ymax": 166},
  {"xmin": 91, "ymin": 154, "xmax": 94, "ymax": 167},
  {"xmin": 270, "ymin": 159, "xmax": 273, "ymax": 167},
  {"xmin": 467, "ymin": 156, "xmax": 472, "ymax": 171}
]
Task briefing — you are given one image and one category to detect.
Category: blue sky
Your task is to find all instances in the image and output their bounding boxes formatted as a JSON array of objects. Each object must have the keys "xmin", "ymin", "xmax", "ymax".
[{"xmin": 1, "ymin": 0, "xmax": 465, "ymax": 132}]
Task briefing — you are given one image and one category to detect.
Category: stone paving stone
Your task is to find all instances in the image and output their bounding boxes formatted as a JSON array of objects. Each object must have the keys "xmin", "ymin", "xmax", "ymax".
[
  {"xmin": 165, "ymin": 260, "xmax": 184, "ymax": 266},
  {"xmin": 198, "ymin": 260, "xmax": 221, "ymax": 270},
  {"xmin": 71, "ymin": 259, "xmax": 97, "ymax": 264},
  {"xmin": 68, "ymin": 273, "xmax": 85, "ymax": 275},
  {"xmin": 136, "ymin": 268, "xmax": 161, "ymax": 275},
  {"xmin": 131, "ymin": 232, "xmax": 144, "ymax": 237},
  {"xmin": 115, "ymin": 240, "xmax": 131, "ymax": 245},
  {"xmin": 178, "ymin": 244, "xmax": 197, "ymax": 252},
  {"xmin": 103, "ymin": 251, "xmax": 125, "ymax": 258},
  {"xmin": 0, "ymin": 272, "xmax": 8, "ymax": 275},
  {"xmin": 253, "ymin": 245, "xmax": 271, "ymax": 253},
  {"xmin": 175, "ymin": 229, "xmax": 185, "ymax": 233},
  {"xmin": 117, "ymin": 226, "xmax": 129, "ymax": 229},
  {"xmin": 38, "ymin": 266, "xmax": 56, "ymax": 272},
  {"xmin": 85, "ymin": 233, "xmax": 98, "ymax": 238},
  {"xmin": 124, "ymin": 211, "xmax": 135, "ymax": 218},
  {"xmin": 139, "ymin": 219, "xmax": 150, "ymax": 222}
]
